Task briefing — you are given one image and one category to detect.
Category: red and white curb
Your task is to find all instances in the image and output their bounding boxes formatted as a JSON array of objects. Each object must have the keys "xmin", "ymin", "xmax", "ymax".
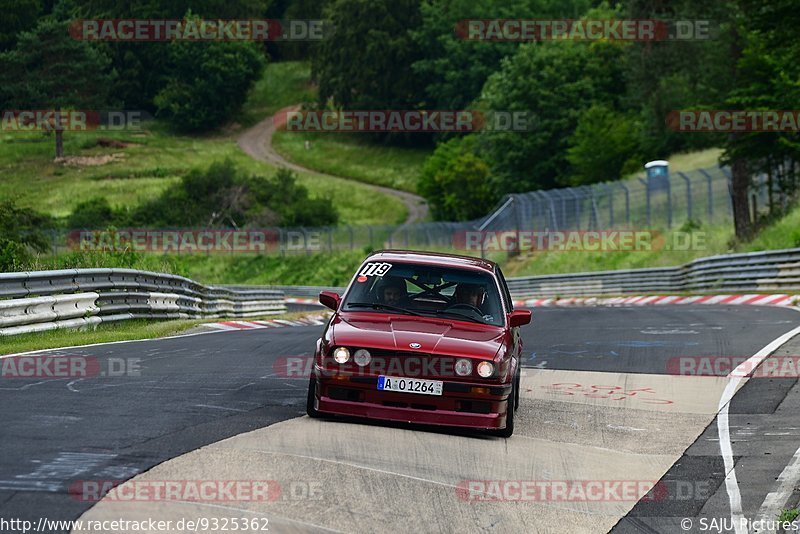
[
  {"xmin": 286, "ymin": 298, "xmax": 320, "ymax": 305},
  {"xmin": 513, "ymin": 294, "xmax": 800, "ymax": 308},
  {"xmin": 204, "ymin": 314, "xmax": 330, "ymax": 331}
]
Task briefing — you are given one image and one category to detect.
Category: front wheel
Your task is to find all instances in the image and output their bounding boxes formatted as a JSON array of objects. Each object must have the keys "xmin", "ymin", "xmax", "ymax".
[
  {"xmin": 493, "ymin": 381, "xmax": 515, "ymax": 438},
  {"xmin": 306, "ymin": 377, "xmax": 320, "ymax": 418}
]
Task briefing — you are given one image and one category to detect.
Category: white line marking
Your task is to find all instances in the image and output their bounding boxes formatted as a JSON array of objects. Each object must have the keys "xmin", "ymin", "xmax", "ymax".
[
  {"xmin": 754, "ymin": 446, "xmax": 800, "ymax": 533},
  {"xmin": 718, "ymin": 319, "xmax": 800, "ymax": 534}
]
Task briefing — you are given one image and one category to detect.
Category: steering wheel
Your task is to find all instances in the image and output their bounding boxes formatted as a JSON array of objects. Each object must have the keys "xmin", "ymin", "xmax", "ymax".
[{"xmin": 444, "ymin": 303, "xmax": 484, "ymax": 316}]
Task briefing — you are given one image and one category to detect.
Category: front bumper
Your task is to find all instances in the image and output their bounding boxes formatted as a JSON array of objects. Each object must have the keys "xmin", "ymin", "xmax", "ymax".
[{"xmin": 311, "ymin": 367, "xmax": 513, "ymax": 430}]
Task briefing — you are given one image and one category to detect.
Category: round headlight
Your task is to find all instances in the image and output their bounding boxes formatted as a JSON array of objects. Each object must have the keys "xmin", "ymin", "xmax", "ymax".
[
  {"xmin": 353, "ymin": 349, "xmax": 371, "ymax": 367},
  {"xmin": 455, "ymin": 359, "xmax": 472, "ymax": 377},
  {"xmin": 333, "ymin": 347, "xmax": 350, "ymax": 364},
  {"xmin": 477, "ymin": 361, "xmax": 494, "ymax": 378}
]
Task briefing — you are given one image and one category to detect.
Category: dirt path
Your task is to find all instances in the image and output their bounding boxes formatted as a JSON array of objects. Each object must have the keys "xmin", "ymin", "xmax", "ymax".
[{"xmin": 237, "ymin": 105, "xmax": 429, "ymax": 227}]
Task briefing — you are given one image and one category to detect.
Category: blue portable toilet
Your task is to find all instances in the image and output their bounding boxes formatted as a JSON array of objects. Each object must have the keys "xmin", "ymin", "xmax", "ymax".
[{"xmin": 645, "ymin": 160, "xmax": 669, "ymax": 191}]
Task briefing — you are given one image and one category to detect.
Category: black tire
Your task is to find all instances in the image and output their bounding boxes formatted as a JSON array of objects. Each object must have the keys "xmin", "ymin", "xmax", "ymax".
[
  {"xmin": 494, "ymin": 380, "xmax": 515, "ymax": 438},
  {"xmin": 306, "ymin": 377, "xmax": 320, "ymax": 418}
]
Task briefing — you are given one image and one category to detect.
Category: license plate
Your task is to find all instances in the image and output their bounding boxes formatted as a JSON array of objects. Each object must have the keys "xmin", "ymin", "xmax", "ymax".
[{"xmin": 377, "ymin": 376, "xmax": 443, "ymax": 396}]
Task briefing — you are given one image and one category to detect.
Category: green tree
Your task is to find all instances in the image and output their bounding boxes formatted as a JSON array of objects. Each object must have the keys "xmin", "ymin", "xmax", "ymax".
[
  {"xmin": 410, "ymin": 0, "xmax": 590, "ymax": 111},
  {"xmin": 0, "ymin": 18, "xmax": 113, "ymax": 158},
  {"xmin": 720, "ymin": 0, "xmax": 800, "ymax": 238},
  {"xmin": 480, "ymin": 35, "xmax": 628, "ymax": 194},
  {"xmin": 418, "ymin": 136, "xmax": 496, "ymax": 220},
  {"xmin": 566, "ymin": 104, "xmax": 641, "ymax": 185},
  {"xmin": 0, "ymin": 0, "xmax": 42, "ymax": 51},
  {"xmin": 313, "ymin": 0, "xmax": 423, "ymax": 110},
  {"xmin": 154, "ymin": 16, "xmax": 265, "ymax": 132},
  {"xmin": 70, "ymin": 0, "xmax": 271, "ymax": 110}
]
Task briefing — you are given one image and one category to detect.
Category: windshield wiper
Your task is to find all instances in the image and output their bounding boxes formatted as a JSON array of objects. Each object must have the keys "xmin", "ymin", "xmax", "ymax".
[
  {"xmin": 433, "ymin": 310, "xmax": 484, "ymax": 323},
  {"xmin": 345, "ymin": 302, "xmax": 423, "ymax": 316}
]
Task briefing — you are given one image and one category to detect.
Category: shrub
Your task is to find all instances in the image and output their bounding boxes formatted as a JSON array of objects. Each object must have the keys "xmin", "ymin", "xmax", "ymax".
[
  {"xmin": 418, "ymin": 136, "xmax": 497, "ymax": 221},
  {"xmin": 0, "ymin": 200, "xmax": 52, "ymax": 270},
  {"xmin": 67, "ymin": 197, "xmax": 117, "ymax": 229}
]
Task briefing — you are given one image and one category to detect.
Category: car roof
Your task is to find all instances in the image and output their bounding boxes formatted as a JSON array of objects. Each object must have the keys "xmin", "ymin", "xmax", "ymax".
[{"xmin": 364, "ymin": 250, "xmax": 497, "ymax": 273}]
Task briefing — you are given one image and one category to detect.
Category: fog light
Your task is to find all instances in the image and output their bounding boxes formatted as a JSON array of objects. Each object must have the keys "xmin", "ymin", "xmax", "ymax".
[
  {"xmin": 353, "ymin": 349, "xmax": 371, "ymax": 367},
  {"xmin": 455, "ymin": 359, "xmax": 472, "ymax": 376},
  {"xmin": 477, "ymin": 361, "xmax": 494, "ymax": 378},
  {"xmin": 471, "ymin": 387, "xmax": 490, "ymax": 395},
  {"xmin": 333, "ymin": 347, "xmax": 350, "ymax": 364}
]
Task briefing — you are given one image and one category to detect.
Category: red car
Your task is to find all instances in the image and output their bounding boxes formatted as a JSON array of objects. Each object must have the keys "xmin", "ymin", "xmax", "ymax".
[{"xmin": 306, "ymin": 250, "xmax": 531, "ymax": 437}]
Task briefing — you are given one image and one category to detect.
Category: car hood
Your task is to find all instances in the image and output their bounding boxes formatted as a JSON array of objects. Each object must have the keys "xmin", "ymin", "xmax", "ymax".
[{"xmin": 331, "ymin": 312, "xmax": 505, "ymax": 359}]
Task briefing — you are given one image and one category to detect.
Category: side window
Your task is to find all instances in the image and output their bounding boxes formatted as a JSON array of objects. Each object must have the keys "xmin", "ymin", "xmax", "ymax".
[{"xmin": 496, "ymin": 267, "xmax": 514, "ymax": 313}]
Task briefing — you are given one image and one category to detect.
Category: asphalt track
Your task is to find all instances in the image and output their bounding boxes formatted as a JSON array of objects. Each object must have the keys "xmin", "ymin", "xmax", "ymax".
[{"xmin": 0, "ymin": 305, "xmax": 799, "ymax": 533}]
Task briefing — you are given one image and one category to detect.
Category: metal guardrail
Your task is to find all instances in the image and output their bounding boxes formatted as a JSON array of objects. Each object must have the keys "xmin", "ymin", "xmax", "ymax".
[
  {"xmin": 505, "ymin": 247, "xmax": 800, "ymax": 298},
  {"xmin": 248, "ymin": 285, "xmax": 346, "ymax": 299},
  {"xmin": 0, "ymin": 269, "xmax": 286, "ymax": 336},
  {"xmin": 265, "ymin": 247, "xmax": 800, "ymax": 301},
  {"xmin": 5, "ymin": 246, "xmax": 796, "ymax": 335}
]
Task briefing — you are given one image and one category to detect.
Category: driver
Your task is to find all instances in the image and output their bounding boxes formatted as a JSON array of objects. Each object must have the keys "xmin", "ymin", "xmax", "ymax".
[
  {"xmin": 377, "ymin": 276, "xmax": 407, "ymax": 307},
  {"xmin": 454, "ymin": 283, "xmax": 486, "ymax": 309}
]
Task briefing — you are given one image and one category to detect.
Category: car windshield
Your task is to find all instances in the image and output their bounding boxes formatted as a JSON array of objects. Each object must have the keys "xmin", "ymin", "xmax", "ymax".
[{"xmin": 341, "ymin": 261, "xmax": 504, "ymax": 326}]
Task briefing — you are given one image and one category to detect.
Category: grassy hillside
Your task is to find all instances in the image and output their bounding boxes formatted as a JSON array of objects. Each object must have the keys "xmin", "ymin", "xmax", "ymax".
[
  {"xmin": 235, "ymin": 61, "xmax": 316, "ymax": 127},
  {"xmin": 0, "ymin": 63, "xmax": 407, "ymax": 225},
  {"xmin": 272, "ymin": 130, "xmax": 431, "ymax": 193}
]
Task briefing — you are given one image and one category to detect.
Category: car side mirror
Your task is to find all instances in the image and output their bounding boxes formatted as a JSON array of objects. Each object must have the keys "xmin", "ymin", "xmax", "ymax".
[
  {"xmin": 319, "ymin": 291, "xmax": 341, "ymax": 311},
  {"xmin": 508, "ymin": 309, "xmax": 532, "ymax": 327}
]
